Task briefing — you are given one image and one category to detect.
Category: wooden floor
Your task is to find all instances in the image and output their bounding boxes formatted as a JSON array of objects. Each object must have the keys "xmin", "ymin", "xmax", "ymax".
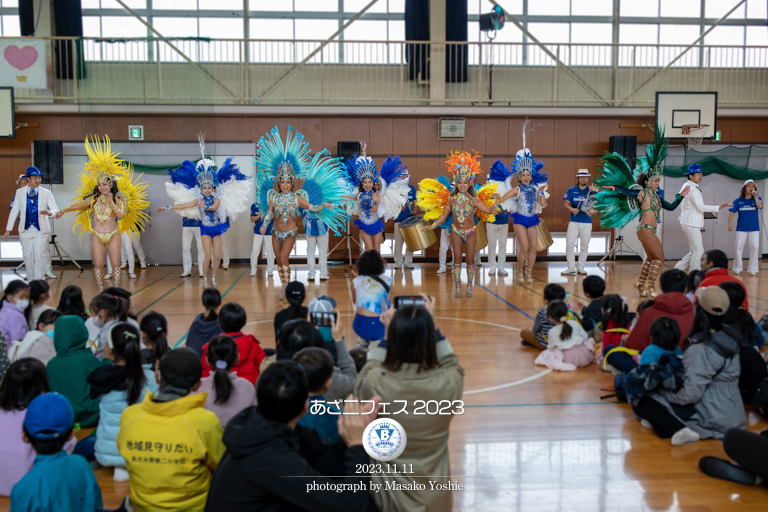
[{"xmin": 1, "ymin": 258, "xmax": 767, "ymax": 512}]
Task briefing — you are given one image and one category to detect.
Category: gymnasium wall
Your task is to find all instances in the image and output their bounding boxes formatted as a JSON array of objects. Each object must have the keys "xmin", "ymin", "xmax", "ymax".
[{"xmin": 2, "ymin": 114, "xmax": 767, "ymax": 261}]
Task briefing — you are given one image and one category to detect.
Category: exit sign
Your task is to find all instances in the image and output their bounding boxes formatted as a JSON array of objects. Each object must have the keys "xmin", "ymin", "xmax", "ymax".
[
  {"xmin": 129, "ymin": 125, "xmax": 144, "ymax": 140},
  {"xmin": 715, "ymin": 130, "xmax": 722, "ymax": 141}
]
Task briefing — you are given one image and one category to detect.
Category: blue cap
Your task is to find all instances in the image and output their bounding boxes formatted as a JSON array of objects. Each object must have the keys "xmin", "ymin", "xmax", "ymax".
[
  {"xmin": 23, "ymin": 393, "xmax": 74, "ymax": 439},
  {"xmin": 23, "ymin": 166, "xmax": 45, "ymax": 177},
  {"xmin": 685, "ymin": 164, "xmax": 703, "ymax": 175}
]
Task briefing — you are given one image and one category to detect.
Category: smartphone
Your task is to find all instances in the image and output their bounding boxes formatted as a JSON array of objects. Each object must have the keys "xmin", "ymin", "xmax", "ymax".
[
  {"xmin": 394, "ymin": 295, "xmax": 426, "ymax": 309},
  {"xmin": 310, "ymin": 311, "xmax": 337, "ymax": 327}
]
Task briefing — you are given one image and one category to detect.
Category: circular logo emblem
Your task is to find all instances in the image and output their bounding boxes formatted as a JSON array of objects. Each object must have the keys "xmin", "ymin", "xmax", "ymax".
[{"xmin": 363, "ymin": 418, "xmax": 407, "ymax": 461}]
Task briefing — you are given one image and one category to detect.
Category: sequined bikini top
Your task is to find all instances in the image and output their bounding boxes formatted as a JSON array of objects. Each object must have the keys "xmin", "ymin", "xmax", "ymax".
[
  {"xmin": 517, "ymin": 184, "xmax": 539, "ymax": 217},
  {"xmin": 91, "ymin": 196, "xmax": 122, "ymax": 224},
  {"xmin": 358, "ymin": 190, "xmax": 378, "ymax": 224},
  {"xmin": 451, "ymin": 192, "xmax": 474, "ymax": 223},
  {"xmin": 274, "ymin": 192, "xmax": 299, "ymax": 224}
]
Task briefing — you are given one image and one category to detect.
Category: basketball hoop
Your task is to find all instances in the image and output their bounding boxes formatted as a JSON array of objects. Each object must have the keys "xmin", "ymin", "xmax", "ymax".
[{"xmin": 681, "ymin": 124, "xmax": 709, "ymax": 150}]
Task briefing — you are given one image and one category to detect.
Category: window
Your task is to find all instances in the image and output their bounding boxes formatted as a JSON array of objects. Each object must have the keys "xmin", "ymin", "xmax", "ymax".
[
  {"xmin": 660, "ymin": 0, "xmax": 701, "ymax": 18},
  {"xmin": 705, "ymin": 25, "xmax": 745, "ymax": 68},
  {"xmin": 528, "ymin": 23, "xmax": 570, "ymax": 65},
  {"xmin": 100, "ymin": 0, "xmax": 147, "ymax": 8},
  {"xmin": 621, "ymin": 0, "xmax": 659, "ymax": 17},
  {"xmin": 747, "ymin": 0, "xmax": 768, "ymax": 18},
  {"xmin": 571, "ymin": 23, "xmax": 612, "ymax": 65},
  {"xmin": 198, "ymin": 0, "xmax": 244, "ymax": 10},
  {"xmin": 571, "ymin": 0, "xmax": 612, "ymax": 16},
  {"xmin": 705, "ymin": 0, "xmax": 746, "ymax": 19},
  {"xmin": 619, "ymin": 24, "xmax": 659, "ymax": 66},
  {"xmin": 529, "ymin": 0, "xmax": 569, "ymax": 16},
  {"xmin": 659, "ymin": 24, "xmax": 701, "ymax": 67},
  {"xmin": 1, "ymin": 15, "xmax": 20, "ymax": 36},
  {"xmin": 344, "ymin": 0, "xmax": 387, "ymax": 14},
  {"xmin": 153, "ymin": 0, "xmax": 198, "ymax": 9}
]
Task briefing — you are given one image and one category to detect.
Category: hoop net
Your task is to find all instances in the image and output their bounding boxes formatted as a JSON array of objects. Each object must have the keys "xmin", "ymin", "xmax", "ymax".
[{"xmin": 682, "ymin": 124, "xmax": 709, "ymax": 150}]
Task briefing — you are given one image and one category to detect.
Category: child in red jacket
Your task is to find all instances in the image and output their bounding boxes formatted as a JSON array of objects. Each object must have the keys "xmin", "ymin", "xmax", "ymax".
[
  {"xmin": 201, "ymin": 302, "xmax": 266, "ymax": 385},
  {"xmin": 600, "ymin": 294, "xmax": 633, "ymax": 347}
]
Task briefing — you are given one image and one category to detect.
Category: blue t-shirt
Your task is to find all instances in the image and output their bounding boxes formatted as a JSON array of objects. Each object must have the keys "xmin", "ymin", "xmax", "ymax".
[
  {"xmin": 182, "ymin": 217, "xmax": 201, "ymax": 228},
  {"xmin": 730, "ymin": 196, "xmax": 762, "ymax": 232},
  {"xmin": 394, "ymin": 185, "xmax": 417, "ymax": 224},
  {"xmin": 491, "ymin": 209, "xmax": 509, "ymax": 225},
  {"xmin": 563, "ymin": 186, "xmax": 595, "ymax": 224},
  {"xmin": 251, "ymin": 203, "xmax": 274, "ymax": 234}
]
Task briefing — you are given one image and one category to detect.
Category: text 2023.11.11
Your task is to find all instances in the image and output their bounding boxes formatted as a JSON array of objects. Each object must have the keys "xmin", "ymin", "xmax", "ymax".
[{"xmin": 356, "ymin": 464, "xmax": 415, "ymax": 474}]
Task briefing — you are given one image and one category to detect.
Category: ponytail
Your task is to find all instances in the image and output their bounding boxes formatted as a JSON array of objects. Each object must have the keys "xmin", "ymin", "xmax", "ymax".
[
  {"xmin": 602, "ymin": 294, "xmax": 630, "ymax": 329},
  {"xmin": 25, "ymin": 280, "xmax": 49, "ymax": 322},
  {"xmin": 107, "ymin": 323, "xmax": 146, "ymax": 405},
  {"xmin": 207, "ymin": 335, "xmax": 238, "ymax": 404},
  {"xmin": 0, "ymin": 280, "xmax": 30, "ymax": 312},
  {"xmin": 547, "ymin": 300, "xmax": 572, "ymax": 341},
  {"xmin": 93, "ymin": 293, "xmax": 128, "ymax": 322},
  {"xmin": 202, "ymin": 288, "xmax": 221, "ymax": 322},
  {"xmin": 139, "ymin": 311, "xmax": 169, "ymax": 364}
]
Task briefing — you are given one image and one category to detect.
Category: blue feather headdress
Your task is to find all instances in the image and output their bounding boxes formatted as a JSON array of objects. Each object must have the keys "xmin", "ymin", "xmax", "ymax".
[
  {"xmin": 488, "ymin": 160, "xmax": 513, "ymax": 182},
  {"xmin": 378, "ymin": 155, "xmax": 408, "ymax": 185},
  {"xmin": 511, "ymin": 149, "xmax": 548, "ymax": 186},
  {"xmin": 255, "ymin": 126, "xmax": 310, "ymax": 183},
  {"xmin": 344, "ymin": 142, "xmax": 378, "ymax": 186}
]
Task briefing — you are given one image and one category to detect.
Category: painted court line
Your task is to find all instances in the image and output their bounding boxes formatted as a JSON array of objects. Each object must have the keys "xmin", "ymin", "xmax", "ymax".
[
  {"xmin": 465, "ymin": 400, "xmax": 619, "ymax": 408},
  {"xmin": 474, "ymin": 282, "xmax": 535, "ymax": 321},
  {"xmin": 132, "ymin": 271, "xmax": 174, "ymax": 297},
  {"xmin": 464, "ymin": 369, "xmax": 552, "ymax": 395}
]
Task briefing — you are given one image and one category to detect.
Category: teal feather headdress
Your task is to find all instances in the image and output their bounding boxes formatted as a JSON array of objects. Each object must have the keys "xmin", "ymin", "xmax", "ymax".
[{"xmin": 634, "ymin": 124, "xmax": 668, "ymax": 181}]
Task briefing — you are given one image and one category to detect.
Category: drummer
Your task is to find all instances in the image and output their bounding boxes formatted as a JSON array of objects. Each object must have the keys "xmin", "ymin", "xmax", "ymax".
[
  {"xmin": 561, "ymin": 169, "xmax": 599, "ymax": 276},
  {"xmin": 393, "ymin": 180, "xmax": 417, "ymax": 270}
]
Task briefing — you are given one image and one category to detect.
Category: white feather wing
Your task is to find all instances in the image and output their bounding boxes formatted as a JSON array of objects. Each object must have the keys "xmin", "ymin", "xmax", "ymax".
[
  {"xmin": 496, "ymin": 176, "xmax": 518, "ymax": 214},
  {"xmin": 378, "ymin": 176, "xmax": 410, "ymax": 221},
  {"xmin": 165, "ymin": 182, "xmax": 200, "ymax": 219},
  {"xmin": 217, "ymin": 179, "xmax": 251, "ymax": 222}
]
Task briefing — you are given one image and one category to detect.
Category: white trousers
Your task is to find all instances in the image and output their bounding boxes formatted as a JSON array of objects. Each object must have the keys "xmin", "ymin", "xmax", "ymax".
[
  {"xmin": 19, "ymin": 228, "xmax": 49, "ymax": 281},
  {"xmin": 182, "ymin": 226, "xmax": 204, "ymax": 274},
  {"xmin": 250, "ymin": 233, "xmax": 275, "ymax": 271},
  {"xmin": 486, "ymin": 223, "xmax": 509, "ymax": 269},
  {"xmin": 393, "ymin": 221, "xmax": 414, "ymax": 265},
  {"xmin": 733, "ymin": 231, "xmax": 760, "ymax": 274},
  {"xmin": 565, "ymin": 222, "xmax": 593, "ymax": 271},
  {"xmin": 108, "ymin": 232, "xmax": 147, "ymax": 273},
  {"xmin": 306, "ymin": 233, "xmax": 329, "ymax": 276},
  {"xmin": 221, "ymin": 231, "xmax": 230, "ymax": 267},
  {"xmin": 675, "ymin": 225, "xmax": 705, "ymax": 272},
  {"xmin": 438, "ymin": 228, "xmax": 453, "ymax": 267}
]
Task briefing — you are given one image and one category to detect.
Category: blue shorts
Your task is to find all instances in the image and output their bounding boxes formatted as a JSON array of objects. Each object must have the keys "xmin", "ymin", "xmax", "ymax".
[{"xmin": 353, "ymin": 314, "xmax": 385, "ymax": 342}]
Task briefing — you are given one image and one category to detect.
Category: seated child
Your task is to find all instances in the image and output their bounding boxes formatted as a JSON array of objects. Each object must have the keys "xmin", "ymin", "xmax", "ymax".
[
  {"xmin": 46, "ymin": 315, "xmax": 106, "ymax": 428},
  {"xmin": 186, "ymin": 288, "xmax": 222, "ymax": 356},
  {"xmin": 294, "ymin": 347, "xmax": 340, "ymax": 441},
  {"xmin": 521, "ymin": 283, "xmax": 579, "ymax": 350},
  {"xmin": 139, "ymin": 311, "xmax": 171, "ymax": 367},
  {"xmin": 11, "ymin": 392, "xmax": 102, "ymax": 511},
  {"xmin": 9, "ymin": 309, "xmax": 62, "ymax": 365},
  {"xmin": 88, "ymin": 323, "xmax": 158, "ymax": 481},
  {"xmin": 600, "ymin": 294, "xmax": 633, "ymax": 347},
  {"xmin": 640, "ymin": 316, "xmax": 683, "ymax": 366},
  {"xmin": 535, "ymin": 300, "xmax": 594, "ymax": 371},
  {"xmin": 201, "ymin": 303, "xmax": 266, "ymax": 385},
  {"xmin": 578, "ymin": 275, "xmax": 605, "ymax": 333},
  {"xmin": 118, "ymin": 348, "xmax": 225, "ymax": 512},
  {"xmin": 194, "ymin": 335, "xmax": 256, "ymax": 427},
  {"xmin": 0, "ymin": 359, "xmax": 76, "ymax": 496}
]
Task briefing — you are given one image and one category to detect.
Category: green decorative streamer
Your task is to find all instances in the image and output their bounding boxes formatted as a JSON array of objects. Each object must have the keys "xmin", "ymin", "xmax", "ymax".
[{"xmin": 664, "ymin": 145, "xmax": 768, "ymax": 180}]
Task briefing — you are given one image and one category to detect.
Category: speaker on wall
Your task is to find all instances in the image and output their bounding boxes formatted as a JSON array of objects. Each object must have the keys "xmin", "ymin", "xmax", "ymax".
[
  {"xmin": 609, "ymin": 135, "xmax": 637, "ymax": 169},
  {"xmin": 33, "ymin": 140, "xmax": 64, "ymax": 185},
  {"xmin": 337, "ymin": 141, "xmax": 361, "ymax": 161}
]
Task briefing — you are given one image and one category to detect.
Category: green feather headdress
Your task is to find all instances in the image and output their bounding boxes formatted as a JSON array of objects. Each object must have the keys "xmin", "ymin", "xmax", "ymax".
[{"xmin": 634, "ymin": 123, "xmax": 668, "ymax": 181}]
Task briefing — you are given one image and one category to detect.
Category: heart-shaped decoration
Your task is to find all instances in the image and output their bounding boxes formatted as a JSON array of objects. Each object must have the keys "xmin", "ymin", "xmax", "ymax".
[{"xmin": 4, "ymin": 45, "xmax": 38, "ymax": 71}]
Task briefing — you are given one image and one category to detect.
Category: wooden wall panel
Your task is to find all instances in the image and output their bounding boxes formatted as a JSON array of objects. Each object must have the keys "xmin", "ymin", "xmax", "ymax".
[
  {"xmin": 731, "ymin": 119, "xmax": 754, "ymax": 142},
  {"xmin": 392, "ymin": 118, "xmax": 417, "ymax": 154},
  {"xmin": 369, "ymin": 118, "xmax": 393, "ymax": 156}
]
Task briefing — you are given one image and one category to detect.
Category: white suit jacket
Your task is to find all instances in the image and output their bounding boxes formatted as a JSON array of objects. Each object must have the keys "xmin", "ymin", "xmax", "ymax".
[
  {"xmin": 678, "ymin": 182, "xmax": 719, "ymax": 228},
  {"xmin": 6, "ymin": 186, "xmax": 59, "ymax": 234}
]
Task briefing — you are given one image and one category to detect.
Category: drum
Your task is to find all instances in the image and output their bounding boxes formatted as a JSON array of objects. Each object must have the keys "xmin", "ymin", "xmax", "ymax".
[
  {"xmin": 536, "ymin": 217, "xmax": 554, "ymax": 252},
  {"xmin": 474, "ymin": 221, "xmax": 488, "ymax": 251},
  {"xmin": 586, "ymin": 207, "xmax": 599, "ymax": 217},
  {"xmin": 399, "ymin": 215, "xmax": 437, "ymax": 252}
]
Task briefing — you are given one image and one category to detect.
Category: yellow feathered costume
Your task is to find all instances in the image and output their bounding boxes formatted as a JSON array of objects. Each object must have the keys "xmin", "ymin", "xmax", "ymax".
[
  {"xmin": 66, "ymin": 135, "xmax": 150, "ymax": 243},
  {"xmin": 416, "ymin": 151, "xmax": 499, "ymax": 224}
]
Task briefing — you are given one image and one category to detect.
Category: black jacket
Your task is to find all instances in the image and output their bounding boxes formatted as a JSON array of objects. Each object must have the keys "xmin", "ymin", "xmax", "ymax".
[
  {"xmin": 205, "ymin": 406, "xmax": 373, "ymax": 512},
  {"xmin": 580, "ymin": 297, "xmax": 604, "ymax": 332},
  {"xmin": 186, "ymin": 313, "xmax": 221, "ymax": 356}
]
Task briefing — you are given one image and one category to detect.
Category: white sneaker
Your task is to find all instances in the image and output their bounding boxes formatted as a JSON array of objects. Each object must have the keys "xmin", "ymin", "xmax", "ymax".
[
  {"xmin": 750, "ymin": 272, "xmax": 758, "ymax": 276},
  {"xmin": 267, "ymin": 267, "xmax": 274, "ymax": 273},
  {"xmin": 120, "ymin": 263, "xmax": 127, "ymax": 269},
  {"xmin": 404, "ymin": 262, "xmax": 414, "ymax": 269},
  {"xmin": 497, "ymin": 267, "xmax": 509, "ymax": 276},
  {"xmin": 561, "ymin": 268, "xmax": 577, "ymax": 276},
  {"xmin": 319, "ymin": 273, "xmax": 331, "ymax": 280},
  {"xmin": 129, "ymin": 273, "xmax": 137, "ymax": 279},
  {"xmin": 180, "ymin": 271, "xmax": 191, "ymax": 277},
  {"xmin": 671, "ymin": 427, "xmax": 700, "ymax": 446},
  {"xmin": 437, "ymin": 266, "xmax": 447, "ymax": 274},
  {"xmin": 113, "ymin": 467, "xmax": 130, "ymax": 482},
  {"xmin": 577, "ymin": 268, "xmax": 588, "ymax": 275},
  {"xmin": 140, "ymin": 262, "xmax": 148, "ymax": 269},
  {"xmin": 222, "ymin": 265, "xmax": 229, "ymax": 270},
  {"xmin": 250, "ymin": 269, "xmax": 257, "ymax": 277},
  {"xmin": 104, "ymin": 273, "xmax": 113, "ymax": 280},
  {"xmin": 307, "ymin": 272, "xmax": 316, "ymax": 280},
  {"xmin": 45, "ymin": 272, "xmax": 57, "ymax": 279},
  {"xmin": 640, "ymin": 419, "xmax": 652, "ymax": 429}
]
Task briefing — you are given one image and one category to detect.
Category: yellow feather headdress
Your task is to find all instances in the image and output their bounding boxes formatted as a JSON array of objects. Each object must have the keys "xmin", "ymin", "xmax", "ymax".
[
  {"xmin": 84, "ymin": 135, "xmax": 127, "ymax": 184},
  {"xmin": 446, "ymin": 150, "xmax": 482, "ymax": 183}
]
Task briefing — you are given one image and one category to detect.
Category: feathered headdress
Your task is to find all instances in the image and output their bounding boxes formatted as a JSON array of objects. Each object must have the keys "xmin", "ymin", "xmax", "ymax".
[
  {"xmin": 255, "ymin": 126, "xmax": 311, "ymax": 183},
  {"xmin": 511, "ymin": 120, "xmax": 548, "ymax": 185},
  {"xmin": 634, "ymin": 123, "xmax": 668, "ymax": 181},
  {"xmin": 84, "ymin": 135, "xmax": 126, "ymax": 184},
  {"xmin": 195, "ymin": 134, "xmax": 217, "ymax": 188},
  {"xmin": 344, "ymin": 142, "xmax": 378, "ymax": 186},
  {"xmin": 446, "ymin": 150, "xmax": 481, "ymax": 183}
]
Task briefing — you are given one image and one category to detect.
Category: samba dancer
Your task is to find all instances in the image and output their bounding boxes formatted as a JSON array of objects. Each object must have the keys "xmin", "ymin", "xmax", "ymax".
[
  {"xmin": 561, "ymin": 169, "xmax": 599, "ymax": 276},
  {"xmin": 255, "ymin": 127, "xmax": 354, "ymax": 301},
  {"xmin": 5, "ymin": 167, "xmax": 59, "ymax": 282},
  {"xmin": 55, "ymin": 136, "xmax": 149, "ymax": 291},
  {"xmin": 674, "ymin": 164, "xmax": 731, "ymax": 273},
  {"xmin": 495, "ymin": 148, "xmax": 549, "ymax": 280},
  {"xmin": 345, "ymin": 146, "xmax": 411, "ymax": 253},
  {"xmin": 595, "ymin": 125, "xmax": 690, "ymax": 298},
  {"xmin": 157, "ymin": 139, "xmax": 250, "ymax": 288},
  {"xmin": 420, "ymin": 151, "xmax": 499, "ymax": 298}
]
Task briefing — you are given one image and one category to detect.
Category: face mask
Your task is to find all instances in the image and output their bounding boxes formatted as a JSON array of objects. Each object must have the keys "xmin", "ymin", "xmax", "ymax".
[
  {"xmin": 15, "ymin": 299, "xmax": 29, "ymax": 310},
  {"xmin": 93, "ymin": 315, "xmax": 105, "ymax": 328},
  {"xmin": 46, "ymin": 329, "xmax": 55, "ymax": 339}
]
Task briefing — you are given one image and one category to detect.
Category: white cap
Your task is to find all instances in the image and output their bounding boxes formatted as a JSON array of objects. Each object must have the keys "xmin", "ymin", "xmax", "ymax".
[
  {"xmin": 744, "ymin": 179, "xmax": 756, "ymax": 186},
  {"xmin": 576, "ymin": 169, "xmax": 590, "ymax": 177}
]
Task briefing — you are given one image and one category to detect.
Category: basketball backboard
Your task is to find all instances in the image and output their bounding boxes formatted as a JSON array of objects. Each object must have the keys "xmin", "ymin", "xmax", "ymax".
[
  {"xmin": 655, "ymin": 91, "xmax": 717, "ymax": 140},
  {"xmin": 0, "ymin": 87, "xmax": 14, "ymax": 138}
]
